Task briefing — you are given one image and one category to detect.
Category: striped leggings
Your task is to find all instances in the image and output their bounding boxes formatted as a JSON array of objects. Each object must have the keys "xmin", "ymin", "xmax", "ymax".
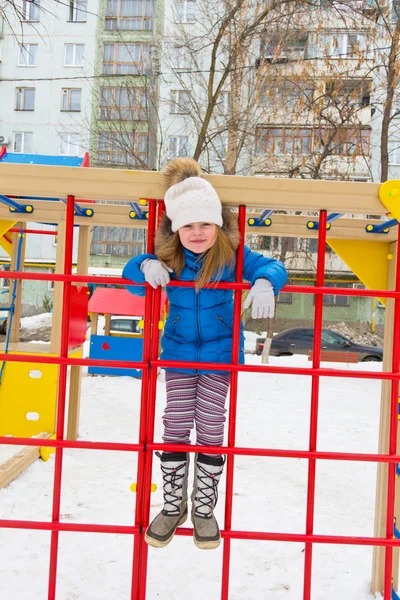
[{"xmin": 163, "ymin": 372, "xmax": 230, "ymax": 447}]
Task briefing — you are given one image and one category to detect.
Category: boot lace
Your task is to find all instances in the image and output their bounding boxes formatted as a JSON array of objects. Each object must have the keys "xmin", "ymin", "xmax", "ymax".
[
  {"xmin": 195, "ymin": 463, "xmax": 223, "ymax": 517},
  {"xmin": 157, "ymin": 452, "xmax": 186, "ymax": 515}
]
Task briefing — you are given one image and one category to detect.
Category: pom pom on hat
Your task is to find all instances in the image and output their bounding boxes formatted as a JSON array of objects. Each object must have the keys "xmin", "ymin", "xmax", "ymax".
[{"xmin": 163, "ymin": 158, "xmax": 223, "ymax": 233}]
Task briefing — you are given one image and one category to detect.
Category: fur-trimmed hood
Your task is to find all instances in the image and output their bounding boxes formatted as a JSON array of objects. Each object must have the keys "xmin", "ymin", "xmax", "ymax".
[{"xmin": 155, "ymin": 207, "xmax": 240, "ymax": 253}]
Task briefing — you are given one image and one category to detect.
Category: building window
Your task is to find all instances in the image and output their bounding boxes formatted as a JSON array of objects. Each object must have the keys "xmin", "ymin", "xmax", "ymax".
[
  {"xmin": 320, "ymin": 282, "xmax": 351, "ymax": 307},
  {"xmin": 18, "ymin": 43, "xmax": 38, "ymax": 66},
  {"xmin": 277, "ymin": 290, "xmax": 292, "ymax": 304},
  {"xmin": 325, "ymin": 79, "xmax": 371, "ymax": 108},
  {"xmin": 102, "ymin": 43, "xmax": 150, "ymax": 75},
  {"xmin": 68, "ymin": 0, "xmax": 87, "ymax": 21},
  {"xmin": 263, "ymin": 33, "xmax": 308, "ymax": 62},
  {"xmin": 61, "ymin": 88, "xmax": 82, "ymax": 111},
  {"xmin": 175, "ymin": 0, "xmax": 196, "ymax": 22},
  {"xmin": 15, "ymin": 87, "xmax": 35, "ymax": 111},
  {"xmin": 392, "ymin": 0, "xmax": 400, "ymax": 21},
  {"xmin": 256, "ymin": 128, "xmax": 312, "ymax": 155},
  {"xmin": 22, "ymin": 0, "xmax": 40, "ymax": 22},
  {"xmin": 168, "ymin": 135, "xmax": 189, "ymax": 159},
  {"xmin": 218, "ymin": 91, "xmax": 230, "ymax": 115},
  {"xmin": 0, "ymin": 265, "xmax": 10, "ymax": 289},
  {"xmin": 100, "ymin": 87, "xmax": 148, "ymax": 120},
  {"xmin": 172, "ymin": 46, "xmax": 192, "ymax": 70},
  {"xmin": 48, "ymin": 268, "xmax": 55, "ymax": 290},
  {"xmin": 64, "ymin": 44, "xmax": 84, "ymax": 66},
  {"xmin": 260, "ymin": 82, "xmax": 313, "ymax": 107},
  {"xmin": 91, "ymin": 226, "xmax": 145, "ymax": 256},
  {"xmin": 13, "ymin": 132, "xmax": 33, "ymax": 153},
  {"xmin": 170, "ymin": 90, "xmax": 190, "ymax": 114},
  {"xmin": 105, "ymin": 0, "xmax": 152, "ymax": 30},
  {"xmin": 256, "ymin": 127, "xmax": 370, "ymax": 157},
  {"xmin": 97, "ymin": 132, "xmax": 148, "ymax": 166},
  {"xmin": 213, "ymin": 133, "xmax": 228, "ymax": 160},
  {"xmin": 317, "ymin": 128, "xmax": 370, "ymax": 156},
  {"xmin": 389, "ymin": 138, "xmax": 400, "ymax": 164},
  {"xmin": 59, "ymin": 133, "xmax": 81, "ymax": 156},
  {"xmin": 319, "ymin": 32, "xmax": 366, "ymax": 57}
]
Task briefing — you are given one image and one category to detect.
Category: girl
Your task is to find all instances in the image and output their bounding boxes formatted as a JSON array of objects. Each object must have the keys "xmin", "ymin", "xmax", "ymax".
[{"xmin": 123, "ymin": 158, "xmax": 287, "ymax": 550}]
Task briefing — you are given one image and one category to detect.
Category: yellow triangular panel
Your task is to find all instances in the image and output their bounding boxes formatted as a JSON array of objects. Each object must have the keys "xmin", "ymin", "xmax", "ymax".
[
  {"xmin": 379, "ymin": 181, "xmax": 400, "ymax": 222},
  {"xmin": 327, "ymin": 239, "xmax": 390, "ymax": 306},
  {"xmin": 0, "ymin": 220, "xmax": 17, "ymax": 257}
]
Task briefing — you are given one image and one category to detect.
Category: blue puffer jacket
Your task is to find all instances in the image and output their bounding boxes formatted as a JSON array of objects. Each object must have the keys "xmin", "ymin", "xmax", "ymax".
[{"xmin": 123, "ymin": 246, "xmax": 288, "ymax": 374}]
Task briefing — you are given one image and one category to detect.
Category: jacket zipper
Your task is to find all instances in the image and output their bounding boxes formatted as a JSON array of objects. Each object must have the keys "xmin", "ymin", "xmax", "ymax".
[
  {"xmin": 216, "ymin": 315, "xmax": 231, "ymax": 331},
  {"xmin": 172, "ymin": 315, "xmax": 180, "ymax": 334},
  {"xmin": 195, "ymin": 292, "xmax": 201, "ymax": 374}
]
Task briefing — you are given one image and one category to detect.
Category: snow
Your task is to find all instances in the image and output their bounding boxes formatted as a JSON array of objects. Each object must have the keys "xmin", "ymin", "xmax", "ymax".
[
  {"xmin": 0, "ymin": 351, "xmax": 386, "ymax": 599},
  {"xmin": 20, "ymin": 312, "xmax": 52, "ymax": 331}
]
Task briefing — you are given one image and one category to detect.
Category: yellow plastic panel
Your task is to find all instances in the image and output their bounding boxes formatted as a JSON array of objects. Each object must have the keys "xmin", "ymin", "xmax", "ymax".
[
  {"xmin": 327, "ymin": 239, "xmax": 390, "ymax": 306},
  {"xmin": 379, "ymin": 181, "xmax": 400, "ymax": 222},
  {"xmin": 0, "ymin": 220, "xmax": 17, "ymax": 256},
  {"xmin": 0, "ymin": 358, "xmax": 58, "ymax": 437}
]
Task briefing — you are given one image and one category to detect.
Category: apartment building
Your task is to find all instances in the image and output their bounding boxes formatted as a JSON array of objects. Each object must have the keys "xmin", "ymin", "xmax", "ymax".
[{"xmin": 0, "ymin": 0, "xmax": 97, "ymax": 156}]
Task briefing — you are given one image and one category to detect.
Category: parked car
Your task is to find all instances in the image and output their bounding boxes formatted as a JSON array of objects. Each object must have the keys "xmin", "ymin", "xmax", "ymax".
[
  {"xmin": 255, "ymin": 328, "xmax": 383, "ymax": 362},
  {"xmin": 110, "ymin": 316, "xmax": 143, "ymax": 336}
]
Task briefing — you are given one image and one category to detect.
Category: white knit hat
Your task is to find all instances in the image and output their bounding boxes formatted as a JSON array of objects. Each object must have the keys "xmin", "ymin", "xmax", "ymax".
[{"xmin": 163, "ymin": 159, "xmax": 223, "ymax": 233}]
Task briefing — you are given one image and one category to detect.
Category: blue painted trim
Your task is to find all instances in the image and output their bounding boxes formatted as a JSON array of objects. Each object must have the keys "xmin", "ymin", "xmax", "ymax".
[
  {"xmin": 247, "ymin": 209, "xmax": 274, "ymax": 227},
  {"xmin": 0, "ymin": 153, "xmax": 83, "ymax": 166},
  {"xmin": 0, "ymin": 194, "xmax": 34, "ymax": 214},
  {"xmin": 129, "ymin": 202, "xmax": 148, "ymax": 220},
  {"xmin": 366, "ymin": 218, "xmax": 398, "ymax": 234},
  {"xmin": 306, "ymin": 213, "xmax": 343, "ymax": 231},
  {"xmin": 59, "ymin": 197, "xmax": 94, "ymax": 218}
]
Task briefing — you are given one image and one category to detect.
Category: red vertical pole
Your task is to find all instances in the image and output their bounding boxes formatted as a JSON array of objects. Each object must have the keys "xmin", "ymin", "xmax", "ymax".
[
  {"xmin": 303, "ymin": 210, "xmax": 327, "ymax": 600},
  {"xmin": 131, "ymin": 200, "xmax": 157, "ymax": 600},
  {"xmin": 221, "ymin": 205, "xmax": 246, "ymax": 599},
  {"xmin": 47, "ymin": 195, "xmax": 75, "ymax": 600},
  {"xmin": 137, "ymin": 201, "xmax": 165, "ymax": 600},
  {"xmin": 383, "ymin": 225, "xmax": 400, "ymax": 598}
]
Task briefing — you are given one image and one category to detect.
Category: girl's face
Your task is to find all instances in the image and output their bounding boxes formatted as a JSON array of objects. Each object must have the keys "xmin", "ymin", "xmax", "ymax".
[{"xmin": 178, "ymin": 222, "xmax": 217, "ymax": 254}]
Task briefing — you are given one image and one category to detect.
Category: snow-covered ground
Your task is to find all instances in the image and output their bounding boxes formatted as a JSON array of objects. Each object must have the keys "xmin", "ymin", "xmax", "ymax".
[{"xmin": 0, "ymin": 348, "xmax": 386, "ymax": 599}]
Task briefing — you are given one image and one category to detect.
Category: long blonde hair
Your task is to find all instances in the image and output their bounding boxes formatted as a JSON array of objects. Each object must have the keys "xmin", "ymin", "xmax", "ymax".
[{"xmin": 155, "ymin": 216, "xmax": 239, "ymax": 291}]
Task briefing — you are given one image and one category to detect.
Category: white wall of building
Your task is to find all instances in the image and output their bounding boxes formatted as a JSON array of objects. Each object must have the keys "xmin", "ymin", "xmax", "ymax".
[{"xmin": 0, "ymin": 2, "xmax": 97, "ymax": 157}]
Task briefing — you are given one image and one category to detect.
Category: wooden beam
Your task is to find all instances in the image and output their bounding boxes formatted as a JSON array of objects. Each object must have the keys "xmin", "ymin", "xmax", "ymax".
[
  {"xmin": 0, "ymin": 432, "xmax": 52, "ymax": 488},
  {"xmin": 104, "ymin": 314, "xmax": 111, "ymax": 336},
  {"xmin": 0, "ymin": 163, "xmax": 384, "ymax": 214},
  {"xmin": 66, "ymin": 225, "xmax": 90, "ymax": 441},
  {"xmin": 8, "ymin": 223, "xmax": 26, "ymax": 344},
  {"xmin": 50, "ymin": 222, "xmax": 66, "ymax": 355},
  {"xmin": 371, "ymin": 240, "xmax": 398, "ymax": 594}
]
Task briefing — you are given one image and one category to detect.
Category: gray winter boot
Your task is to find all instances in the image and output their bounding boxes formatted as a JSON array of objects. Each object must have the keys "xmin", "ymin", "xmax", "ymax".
[
  {"xmin": 145, "ymin": 451, "xmax": 189, "ymax": 548},
  {"xmin": 191, "ymin": 453, "xmax": 225, "ymax": 550}
]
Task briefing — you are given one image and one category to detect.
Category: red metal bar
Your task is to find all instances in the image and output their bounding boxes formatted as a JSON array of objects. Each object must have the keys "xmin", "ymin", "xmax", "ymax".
[
  {"xmin": 0, "ymin": 348, "xmax": 397, "ymax": 381},
  {"xmin": 6, "ymin": 516, "xmax": 400, "ymax": 548},
  {"xmin": 137, "ymin": 201, "xmax": 165, "ymax": 600},
  {"xmin": 131, "ymin": 199, "xmax": 156, "ymax": 600},
  {"xmin": 48, "ymin": 195, "xmax": 75, "ymax": 600},
  {"xmin": 8, "ymin": 228, "xmax": 57, "ymax": 235},
  {"xmin": 4, "ymin": 435, "xmax": 400, "ymax": 466},
  {"xmin": 303, "ymin": 209, "xmax": 327, "ymax": 600},
  {"xmin": 384, "ymin": 224, "xmax": 400, "ymax": 598},
  {"xmin": 221, "ymin": 205, "xmax": 246, "ymax": 599}
]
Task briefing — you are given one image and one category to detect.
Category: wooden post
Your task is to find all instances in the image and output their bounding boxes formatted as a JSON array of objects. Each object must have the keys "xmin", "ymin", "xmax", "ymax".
[
  {"xmin": 90, "ymin": 312, "xmax": 99, "ymax": 336},
  {"xmin": 104, "ymin": 313, "xmax": 111, "ymax": 336},
  {"xmin": 8, "ymin": 223, "xmax": 26, "ymax": 344},
  {"xmin": 66, "ymin": 225, "xmax": 90, "ymax": 441},
  {"xmin": 50, "ymin": 222, "xmax": 66, "ymax": 355},
  {"xmin": 371, "ymin": 240, "xmax": 399, "ymax": 593}
]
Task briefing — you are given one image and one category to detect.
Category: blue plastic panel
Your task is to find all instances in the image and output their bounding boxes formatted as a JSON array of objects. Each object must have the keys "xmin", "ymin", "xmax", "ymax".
[{"xmin": 88, "ymin": 334, "xmax": 143, "ymax": 377}]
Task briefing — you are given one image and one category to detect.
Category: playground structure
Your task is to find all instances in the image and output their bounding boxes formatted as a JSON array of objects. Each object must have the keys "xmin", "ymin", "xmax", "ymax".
[
  {"xmin": 88, "ymin": 287, "xmax": 166, "ymax": 377},
  {"xmin": 0, "ymin": 162, "xmax": 399, "ymax": 599}
]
